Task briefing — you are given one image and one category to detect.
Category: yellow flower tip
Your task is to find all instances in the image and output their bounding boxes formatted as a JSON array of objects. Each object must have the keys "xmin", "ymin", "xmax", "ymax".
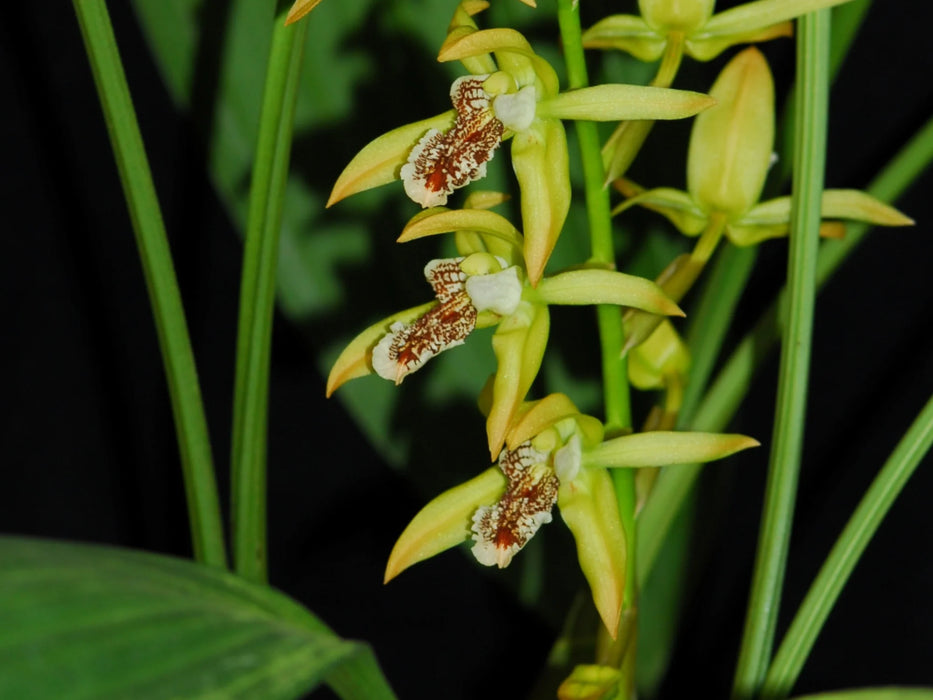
[
  {"xmin": 284, "ymin": 0, "xmax": 323, "ymax": 26},
  {"xmin": 518, "ymin": 0, "xmax": 537, "ymax": 7},
  {"xmin": 384, "ymin": 467, "xmax": 507, "ymax": 583}
]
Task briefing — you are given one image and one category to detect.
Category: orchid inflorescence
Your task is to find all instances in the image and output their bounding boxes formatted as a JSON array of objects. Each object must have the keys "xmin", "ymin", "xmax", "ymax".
[{"xmin": 294, "ymin": 0, "xmax": 912, "ymax": 674}]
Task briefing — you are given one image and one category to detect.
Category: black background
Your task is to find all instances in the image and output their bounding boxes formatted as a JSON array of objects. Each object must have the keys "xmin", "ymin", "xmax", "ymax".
[{"xmin": 2, "ymin": 2, "xmax": 932, "ymax": 698}]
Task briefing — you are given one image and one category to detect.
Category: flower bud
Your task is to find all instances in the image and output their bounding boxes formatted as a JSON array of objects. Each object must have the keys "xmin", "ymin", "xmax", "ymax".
[
  {"xmin": 639, "ymin": 0, "xmax": 715, "ymax": 32},
  {"xmin": 687, "ymin": 47, "xmax": 774, "ymax": 219}
]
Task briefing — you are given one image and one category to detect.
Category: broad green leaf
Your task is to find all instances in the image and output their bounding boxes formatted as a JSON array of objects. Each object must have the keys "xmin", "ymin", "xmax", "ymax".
[{"xmin": 0, "ymin": 536, "xmax": 395, "ymax": 700}]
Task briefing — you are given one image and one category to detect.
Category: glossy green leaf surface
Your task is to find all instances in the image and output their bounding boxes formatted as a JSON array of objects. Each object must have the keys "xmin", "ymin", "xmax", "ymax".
[{"xmin": 0, "ymin": 536, "xmax": 395, "ymax": 700}]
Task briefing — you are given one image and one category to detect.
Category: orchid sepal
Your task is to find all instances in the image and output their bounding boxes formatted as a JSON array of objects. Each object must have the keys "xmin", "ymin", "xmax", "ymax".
[
  {"xmin": 539, "ymin": 84, "xmax": 715, "ymax": 123},
  {"xmin": 384, "ymin": 466, "xmax": 507, "ymax": 583},
  {"xmin": 536, "ymin": 269, "xmax": 684, "ymax": 317},
  {"xmin": 328, "ymin": 111, "xmax": 456, "ymax": 207},
  {"xmin": 582, "ymin": 431, "xmax": 760, "ymax": 470},
  {"xmin": 326, "ymin": 302, "xmax": 437, "ymax": 396},
  {"xmin": 558, "ymin": 466, "xmax": 627, "ymax": 638}
]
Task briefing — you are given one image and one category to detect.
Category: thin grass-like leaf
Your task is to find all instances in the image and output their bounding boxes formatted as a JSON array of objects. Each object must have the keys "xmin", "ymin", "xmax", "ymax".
[
  {"xmin": 72, "ymin": 0, "xmax": 226, "ymax": 569},
  {"xmin": 732, "ymin": 13, "xmax": 830, "ymax": 697}
]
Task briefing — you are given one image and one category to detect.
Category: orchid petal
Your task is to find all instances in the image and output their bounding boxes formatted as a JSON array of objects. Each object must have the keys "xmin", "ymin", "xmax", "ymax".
[
  {"xmin": 558, "ymin": 467, "xmax": 626, "ymax": 638},
  {"xmin": 445, "ymin": 0, "xmax": 498, "ymax": 74},
  {"xmin": 397, "ymin": 207, "xmax": 525, "ymax": 256},
  {"xmin": 612, "ymin": 181, "xmax": 708, "ymax": 236},
  {"xmin": 326, "ymin": 302, "xmax": 436, "ymax": 396},
  {"xmin": 540, "ymin": 85, "xmax": 714, "ymax": 122},
  {"xmin": 700, "ymin": 0, "xmax": 854, "ymax": 40},
  {"xmin": 486, "ymin": 302, "xmax": 550, "ymax": 460},
  {"xmin": 506, "ymin": 394, "xmax": 605, "ymax": 451},
  {"xmin": 581, "ymin": 15, "xmax": 666, "ymax": 62},
  {"xmin": 284, "ymin": 0, "xmax": 324, "ymax": 25},
  {"xmin": 328, "ymin": 111, "xmax": 455, "ymax": 207},
  {"xmin": 512, "ymin": 118, "xmax": 571, "ymax": 285},
  {"xmin": 583, "ymin": 431, "xmax": 760, "ymax": 469},
  {"xmin": 685, "ymin": 22, "xmax": 793, "ymax": 61},
  {"xmin": 384, "ymin": 467, "xmax": 506, "ymax": 583},
  {"xmin": 536, "ymin": 269, "xmax": 684, "ymax": 317}
]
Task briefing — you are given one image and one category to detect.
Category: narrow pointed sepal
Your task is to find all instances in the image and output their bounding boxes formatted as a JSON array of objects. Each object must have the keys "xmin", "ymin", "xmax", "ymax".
[
  {"xmin": 505, "ymin": 394, "xmax": 604, "ymax": 451},
  {"xmin": 398, "ymin": 207, "xmax": 525, "ymax": 259},
  {"xmin": 685, "ymin": 22, "xmax": 792, "ymax": 61},
  {"xmin": 583, "ymin": 430, "xmax": 759, "ymax": 469},
  {"xmin": 580, "ymin": 15, "xmax": 666, "ymax": 62},
  {"xmin": 612, "ymin": 181, "xmax": 708, "ymax": 236},
  {"xmin": 284, "ymin": 0, "xmax": 324, "ymax": 25},
  {"xmin": 700, "ymin": 0, "xmax": 851, "ymax": 45},
  {"xmin": 540, "ymin": 85, "xmax": 715, "ymax": 123},
  {"xmin": 727, "ymin": 189, "xmax": 914, "ymax": 245},
  {"xmin": 327, "ymin": 111, "xmax": 455, "ymax": 207},
  {"xmin": 512, "ymin": 119, "xmax": 571, "ymax": 285},
  {"xmin": 384, "ymin": 467, "xmax": 507, "ymax": 583},
  {"xmin": 536, "ymin": 269, "xmax": 684, "ymax": 317},
  {"xmin": 558, "ymin": 467, "xmax": 626, "ymax": 638},
  {"xmin": 486, "ymin": 302, "xmax": 550, "ymax": 459},
  {"xmin": 326, "ymin": 302, "xmax": 436, "ymax": 396}
]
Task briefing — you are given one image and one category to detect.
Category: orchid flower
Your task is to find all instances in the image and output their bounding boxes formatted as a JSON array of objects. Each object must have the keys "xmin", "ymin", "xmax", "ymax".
[
  {"xmin": 582, "ymin": 0, "xmax": 858, "ymax": 182},
  {"xmin": 327, "ymin": 0, "xmax": 715, "ymax": 284},
  {"xmin": 327, "ymin": 200, "xmax": 684, "ymax": 458},
  {"xmin": 383, "ymin": 393, "xmax": 759, "ymax": 637},
  {"xmin": 613, "ymin": 47, "xmax": 913, "ymax": 352}
]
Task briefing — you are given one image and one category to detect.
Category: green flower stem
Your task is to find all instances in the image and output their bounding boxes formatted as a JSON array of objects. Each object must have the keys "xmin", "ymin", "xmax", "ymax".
[
  {"xmin": 732, "ymin": 12, "xmax": 830, "ymax": 698},
  {"xmin": 678, "ymin": 244, "xmax": 757, "ymax": 427},
  {"xmin": 557, "ymin": 0, "xmax": 636, "ymax": 688},
  {"xmin": 231, "ymin": 11, "xmax": 308, "ymax": 584},
  {"xmin": 776, "ymin": 0, "xmax": 872, "ymax": 183},
  {"xmin": 73, "ymin": 0, "xmax": 226, "ymax": 569},
  {"xmin": 760, "ymin": 393, "xmax": 933, "ymax": 700},
  {"xmin": 637, "ymin": 111, "xmax": 933, "ymax": 588}
]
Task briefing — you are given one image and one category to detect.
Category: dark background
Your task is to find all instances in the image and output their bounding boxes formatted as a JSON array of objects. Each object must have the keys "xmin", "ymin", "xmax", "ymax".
[{"xmin": 2, "ymin": 1, "xmax": 932, "ymax": 698}]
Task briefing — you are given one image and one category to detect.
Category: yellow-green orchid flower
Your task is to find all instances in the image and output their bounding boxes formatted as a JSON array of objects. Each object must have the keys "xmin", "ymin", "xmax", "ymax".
[
  {"xmin": 582, "ymin": 0, "xmax": 858, "ymax": 63},
  {"xmin": 383, "ymin": 393, "xmax": 759, "ymax": 637},
  {"xmin": 327, "ymin": 202, "xmax": 684, "ymax": 458},
  {"xmin": 327, "ymin": 0, "xmax": 714, "ymax": 284},
  {"xmin": 582, "ymin": 0, "xmax": 856, "ymax": 182},
  {"xmin": 614, "ymin": 47, "xmax": 913, "ymax": 351}
]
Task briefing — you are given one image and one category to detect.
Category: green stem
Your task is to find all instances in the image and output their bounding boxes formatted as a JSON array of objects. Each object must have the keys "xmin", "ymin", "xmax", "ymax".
[
  {"xmin": 761, "ymin": 393, "xmax": 933, "ymax": 700},
  {"xmin": 637, "ymin": 111, "xmax": 933, "ymax": 587},
  {"xmin": 231, "ymin": 10, "xmax": 308, "ymax": 584},
  {"xmin": 557, "ymin": 0, "xmax": 636, "ymax": 693},
  {"xmin": 732, "ymin": 12, "xmax": 830, "ymax": 698},
  {"xmin": 678, "ymin": 244, "xmax": 757, "ymax": 427},
  {"xmin": 72, "ymin": 0, "xmax": 227, "ymax": 569}
]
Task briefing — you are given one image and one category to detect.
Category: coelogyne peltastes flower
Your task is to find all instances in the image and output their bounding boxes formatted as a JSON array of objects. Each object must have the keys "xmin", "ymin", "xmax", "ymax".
[
  {"xmin": 582, "ymin": 0, "xmax": 860, "ymax": 182},
  {"xmin": 327, "ymin": 200, "xmax": 684, "ymax": 459},
  {"xmin": 611, "ymin": 47, "xmax": 914, "ymax": 352},
  {"xmin": 326, "ymin": 0, "xmax": 715, "ymax": 284},
  {"xmin": 381, "ymin": 393, "xmax": 759, "ymax": 636}
]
